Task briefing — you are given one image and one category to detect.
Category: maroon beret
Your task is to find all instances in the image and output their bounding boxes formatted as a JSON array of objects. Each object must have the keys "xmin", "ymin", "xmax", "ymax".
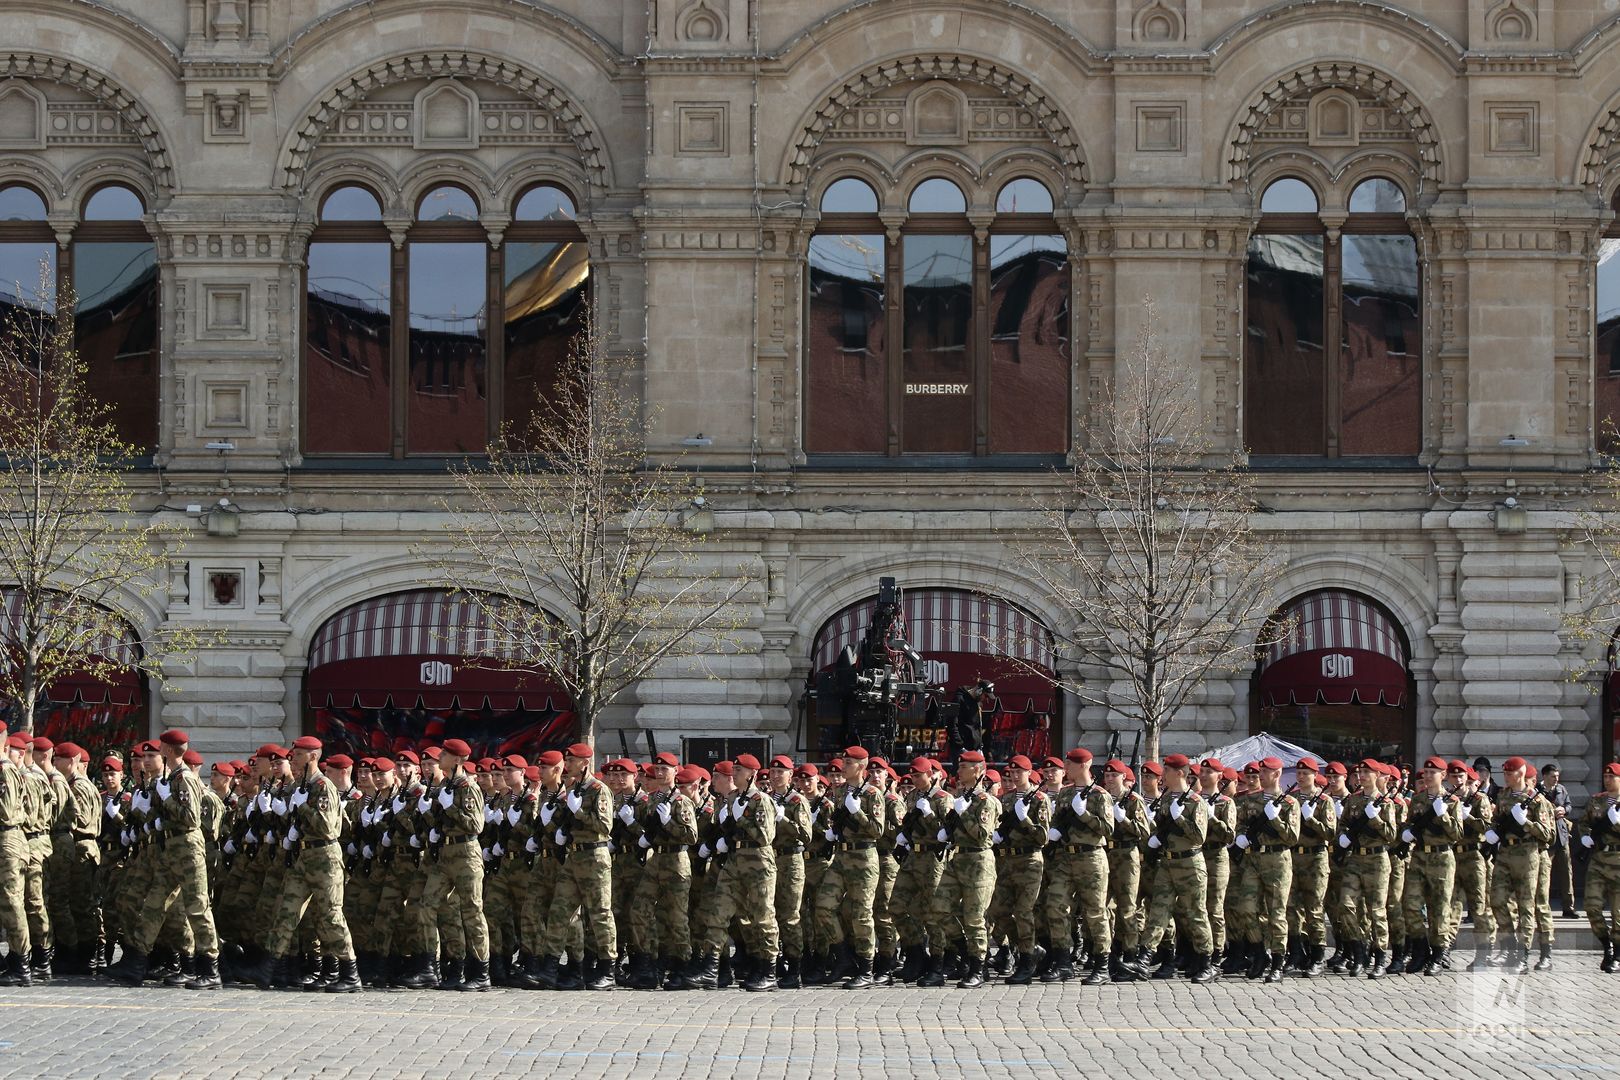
[
  {"xmin": 536, "ymin": 750, "xmax": 563, "ymax": 767},
  {"xmin": 441, "ymin": 738, "xmax": 472, "ymax": 758},
  {"xmin": 501, "ymin": 755, "xmax": 528, "ymax": 770},
  {"xmin": 1502, "ymin": 756, "xmax": 1528, "ymax": 772},
  {"xmin": 1259, "ymin": 756, "xmax": 1283, "ymax": 770},
  {"xmin": 734, "ymin": 753, "xmax": 762, "ymax": 771},
  {"xmin": 394, "ymin": 749, "xmax": 420, "ymax": 765},
  {"xmin": 31, "ymin": 736, "xmax": 53, "ymax": 752},
  {"xmin": 181, "ymin": 750, "xmax": 203, "ymax": 767},
  {"xmin": 712, "ymin": 760, "xmax": 734, "ymax": 776},
  {"xmin": 843, "ymin": 746, "xmax": 870, "ymax": 761},
  {"xmin": 653, "ymin": 752, "xmax": 680, "ymax": 768},
  {"xmin": 1007, "ymin": 755, "xmax": 1033, "ymax": 771},
  {"xmin": 1065, "ymin": 747, "xmax": 1093, "ymax": 764},
  {"xmin": 958, "ymin": 750, "xmax": 986, "ymax": 764},
  {"xmin": 769, "ymin": 754, "xmax": 795, "ymax": 770},
  {"xmin": 1162, "ymin": 753, "xmax": 1190, "ymax": 769},
  {"xmin": 795, "ymin": 763, "xmax": 820, "ymax": 778},
  {"xmin": 159, "ymin": 730, "xmax": 189, "ymax": 747},
  {"xmin": 1140, "ymin": 760, "xmax": 1163, "ymax": 776},
  {"xmin": 291, "ymin": 736, "xmax": 322, "ymax": 751},
  {"xmin": 565, "ymin": 743, "xmax": 593, "ymax": 759},
  {"xmin": 325, "ymin": 754, "xmax": 353, "ymax": 770}
]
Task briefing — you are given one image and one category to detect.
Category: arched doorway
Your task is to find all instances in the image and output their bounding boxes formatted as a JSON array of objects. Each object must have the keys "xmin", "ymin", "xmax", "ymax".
[
  {"xmin": 801, "ymin": 586, "xmax": 1058, "ymax": 761},
  {"xmin": 0, "ymin": 588, "xmax": 147, "ymax": 760},
  {"xmin": 1250, "ymin": 589, "xmax": 1415, "ymax": 764},
  {"xmin": 303, "ymin": 589, "xmax": 577, "ymax": 760},
  {"xmin": 1603, "ymin": 634, "xmax": 1620, "ymax": 767}
]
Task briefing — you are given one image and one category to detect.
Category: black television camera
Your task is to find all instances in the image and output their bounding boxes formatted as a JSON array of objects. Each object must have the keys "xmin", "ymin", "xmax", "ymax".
[{"xmin": 811, "ymin": 577, "xmax": 944, "ymax": 753}]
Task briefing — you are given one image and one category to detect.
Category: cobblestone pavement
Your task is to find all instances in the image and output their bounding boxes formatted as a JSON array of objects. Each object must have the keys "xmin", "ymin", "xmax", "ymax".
[{"xmin": 1, "ymin": 956, "xmax": 1615, "ymax": 1080}]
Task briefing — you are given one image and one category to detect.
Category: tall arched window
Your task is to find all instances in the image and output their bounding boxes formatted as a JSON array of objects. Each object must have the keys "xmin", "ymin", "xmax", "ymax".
[
  {"xmin": 0, "ymin": 182, "xmax": 158, "ymax": 450},
  {"xmin": 805, "ymin": 174, "xmax": 1069, "ymax": 457},
  {"xmin": 1596, "ymin": 191, "xmax": 1620, "ymax": 452},
  {"xmin": 1245, "ymin": 176, "xmax": 1420, "ymax": 458},
  {"xmin": 303, "ymin": 181, "xmax": 589, "ymax": 458}
]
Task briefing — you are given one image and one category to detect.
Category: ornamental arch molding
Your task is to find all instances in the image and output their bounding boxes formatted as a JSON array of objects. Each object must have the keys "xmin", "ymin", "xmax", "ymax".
[
  {"xmin": 1249, "ymin": 552, "xmax": 1438, "ymax": 667},
  {"xmin": 276, "ymin": 52, "xmax": 611, "ymax": 194},
  {"xmin": 0, "ymin": 53, "xmax": 175, "ymax": 193},
  {"xmin": 1226, "ymin": 62, "xmax": 1442, "ymax": 188},
  {"xmin": 784, "ymin": 56, "xmax": 1088, "ymax": 191}
]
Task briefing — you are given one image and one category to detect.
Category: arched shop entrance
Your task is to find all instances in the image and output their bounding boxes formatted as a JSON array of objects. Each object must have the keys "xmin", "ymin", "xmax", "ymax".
[
  {"xmin": 303, "ymin": 589, "xmax": 577, "ymax": 760},
  {"xmin": 1, "ymin": 588, "xmax": 147, "ymax": 761},
  {"xmin": 1250, "ymin": 589, "xmax": 1415, "ymax": 765},
  {"xmin": 800, "ymin": 587, "xmax": 1058, "ymax": 761}
]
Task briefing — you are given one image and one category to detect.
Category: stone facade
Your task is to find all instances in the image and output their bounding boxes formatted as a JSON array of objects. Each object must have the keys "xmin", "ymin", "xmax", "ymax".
[{"xmin": 7, "ymin": 0, "xmax": 1620, "ymax": 792}]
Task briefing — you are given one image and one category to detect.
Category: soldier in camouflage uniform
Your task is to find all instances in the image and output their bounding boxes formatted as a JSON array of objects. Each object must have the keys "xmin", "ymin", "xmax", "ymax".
[
  {"xmin": 20, "ymin": 737, "xmax": 55, "ymax": 979},
  {"xmin": 987, "ymin": 755, "xmax": 1051, "ymax": 984},
  {"xmin": 1041, "ymin": 747, "xmax": 1114, "ymax": 985},
  {"xmin": 765, "ymin": 754, "xmax": 812, "ymax": 987},
  {"xmin": 919, "ymin": 750, "xmax": 1000, "ymax": 988},
  {"xmin": 869, "ymin": 759, "xmax": 904, "ymax": 983},
  {"xmin": 1102, "ymin": 759, "xmax": 1150, "ymax": 981},
  {"xmin": 1140, "ymin": 755, "xmax": 1216, "ymax": 983},
  {"xmin": 512, "ymin": 751, "xmax": 567, "ymax": 987},
  {"xmin": 1577, "ymin": 761, "xmax": 1620, "ymax": 972},
  {"xmin": 536, "ymin": 743, "xmax": 615, "ymax": 991},
  {"xmin": 1447, "ymin": 760, "xmax": 1495, "ymax": 971},
  {"xmin": 0, "ymin": 734, "xmax": 36, "ymax": 986},
  {"xmin": 407, "ymin": 740, "xmax": 492, "ymax": 990},
  {"xmin": 1381, "ymin": 771, "xmax": 1412, "ymax": 976},
  {"xmin": 1195, "ymin": 757, "xmax": 1237, "ymax": 972},
  {"xmin": 627, "ymin": 754, "xmax": 698, "ymax": 988},
  {"xmin": 1287, "ymin": 757, "xmax": 1338, "ymax": 977},
  {"xmin": 682, "ymin": 754, "xmax": 779, "ymax": 992},
  {"xmin": 1398, "ymin": 756, "xmax": 1463, "ymax": 975},
  {"xmin": 46, "ymin": 743, "xmax": 100, "ymax": 975},
  {"xmin": 604, "ymin": 758, "xmax": 641, "ymax": 981},
  {"xmin": 1335, "ymin": 759, "xmax": 1399, "ymax": 978},
  {"xmin": 810, "ymin": 747, "xmax": 886, "ymax": 988},
  {"xmin": 891, "ymin": 758, "xmax": 948, "ymax": 981},
  {"xmin": 36, "ymin": 739, "xmax": 74, "ymax": 980},
  {"xmin": 795, "ymin": 765, "xmax": 834, "ymax": 969},
  {"xmin": 1229, "ymin": 756, "xmax": 1300, "ymax": 984},
  {"xmin": 1485, "ymin": 756, "xmax": 1553, "ymax": 975}
]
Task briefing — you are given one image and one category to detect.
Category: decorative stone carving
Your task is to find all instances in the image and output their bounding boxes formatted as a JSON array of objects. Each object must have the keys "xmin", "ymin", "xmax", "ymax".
[
  {"xmin": 0, "ymin": 80, "xmax": 47, "ymax": 149},
  {"xmin": 1488, "ymin": 0, "xmax": 1535, "ymax": 42},
  {"xmin": 676, "ymin": 102, "xmax": 728, "ymax": 156},
  {"xmin": 906, "ymin": 82, "xmax": 967, "ymax": 147},
  {"xmin": 1308, "ymin": 90, "xmax": 1359, "ymax": 148},
  {"xmin": 0, "ymin": 56, "xmax": 173, "ymax": 190},
  {"xmin": 413, "ymin": 79, "xmax": 479, "ymax": 150},
  {"xmin": 1134, "ymin": 2, "xmax": 1185, "ymax": 43},
  {"xmin": 1486, "ymin": 102, "xmax": 1538, "ymax": 155},
  {"xmin": 1134, "ymin": 103, "xmax": 1183, "ymax": 152},
  {"xmin": 676, "ymin": 0, "xmax": 727, "ymax": 43}
]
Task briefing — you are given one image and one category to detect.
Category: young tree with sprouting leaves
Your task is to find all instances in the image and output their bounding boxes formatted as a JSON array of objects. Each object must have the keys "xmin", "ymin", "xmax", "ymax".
[
  {"xmin": 429, "ymin": 320, "xmax": 751, "ymax": 745},
  {"xmin": 0, "ymin": 264, "xmax": 179, "ymax": 734},
  {"xmin": 1005, "ymin": 303, "xmax": 1290, "ymax": 761}
]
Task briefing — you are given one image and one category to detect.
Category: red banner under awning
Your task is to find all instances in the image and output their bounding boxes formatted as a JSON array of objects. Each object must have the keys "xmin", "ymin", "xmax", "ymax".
[
  {"xmin": 1259, "ymin": 648, "xmax": 1408, "ymax": 708},
  {"xmin": 306, "ymin": 655, "xmax": 563, "ymax": 712},
  {"xmin": 42, "ymin": 666, "xmax": 142, "ymax": 706}
]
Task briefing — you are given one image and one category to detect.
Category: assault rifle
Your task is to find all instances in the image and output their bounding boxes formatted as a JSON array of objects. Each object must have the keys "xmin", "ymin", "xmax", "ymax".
[{"xmin": 1332, "ymin": 792, "xmax": 1387, "ymax": 867}]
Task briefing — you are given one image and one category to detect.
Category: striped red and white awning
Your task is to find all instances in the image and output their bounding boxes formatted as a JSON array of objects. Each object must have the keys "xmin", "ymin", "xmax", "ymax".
[
  {"xmin": 1259, "ymin": 590, "xmax": 1408, "ymax": 708},
  {"xmin": 1, "ymin": 588, "xmax": 142, "ymax": 705},
  {"xmin": 306, "ymin": 590, "xmax": 562, "ymax": 711},
  {"xmin": 812, "ymin": 589, "xmax": 1054, "ymax": 673}
]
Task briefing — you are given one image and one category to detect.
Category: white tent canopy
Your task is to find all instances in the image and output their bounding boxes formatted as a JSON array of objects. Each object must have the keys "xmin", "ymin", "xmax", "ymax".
[{"xmin": 1199, "ymin": 732, "xmax": 1317, "ymax": 787}]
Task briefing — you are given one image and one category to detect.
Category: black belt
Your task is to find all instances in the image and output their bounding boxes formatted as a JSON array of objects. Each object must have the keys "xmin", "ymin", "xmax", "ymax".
[
  {"xmin": 650, "ymin": 845, "xmax": 687, "ymax": 854},
  {"xmin": 1061, "ymin": 843, "xmax": 1105, "ymax": 853},
  {"xmin": 1418, "ymin": 843, "xmax": 1454, "ymax": 854},
  {"xmin": 567, "ymin": 840, "xmax": 608, "ymax": 851},
  {"xmin": 1293, "ymin": 844, "xmax": 1328, "ymax": 854},
  {"xmin": 774, "ymin": 844, "xmax": 804, "ymax": 854},
  {"xmin": 297, "ymin": 838, "xmax": 339, "ymax": 850},
  {"xmin": 834, "ymin": 842, "xmax": 874, "ymax": 851},
  {"xmin": 997, "ymin": 846, "xmax": 1041, "ymax": 857},
  {"xmin": 1596, "ymin": 843, "xmax": 1620, "ymax": 854},
  {"xmin": 1257, "ymin": 844, "xmax": 1292, "ymax": 854},
  {"xmin": 1164, "ymin": 848, "xmax": 1202, "ymax": 861},
  {"xmin": 730, "ymin": 841, "xmax": 766, "ymax": 851},
  {"xmin": 444, "ymin": 834, "xmax": 477, "ymax": 844},
  {"xmin": 1352, "ymin": 846, "xmax": 1388, "ymax": 856},
  {"xmin": 1500, "ymin": 836, "xmax": 1527, "ymax": 847},
  {"xmin": 24, "ymin": 831, "xmax": 43, "ymax": 840}
]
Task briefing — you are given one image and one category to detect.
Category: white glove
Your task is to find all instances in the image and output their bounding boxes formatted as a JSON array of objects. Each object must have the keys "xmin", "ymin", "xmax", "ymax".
[
  {"xmin": 1484, "ymin": 829, "xmax": 1500, "ymax": 845},
  {"xmin": 483, "ymin": 807, "xmax": 495, "ymax": 824},
  {"xmin": 733, "ymin": 797, "xmax": 748, "ymax": 819},
  {"xmin": 245, "ymin": 829, "xmax": 258, "ymax": 844},
  {"xmin": 256, "ymin": 791, "xmax": 271, "ymax": 813},
  {"xmin": 896, "ymin": 833, "xmax": 910, "ymax": 849},
  {"xmin": 381, "ymin": 833, "xmax": 393, "ymax": 848},
  {"xmin": 1608, "ymin": 803, "xmax": 1620, "ymax": 825},
  {"xmin": 280, "ymin": 835, "xmax": 292, "ymax": 850},
  {"xmin": 120, "ymin": 828, "xmax": 131, "ymax": 846},
  {"xmin": 1113, "ymin": 805, "xmax": 1126, "ymax": 822},
  {"xmin": 507, "ymin": 807, "xmax": 521, "ymax": 826},
  {"xmin": 1014, "ymin": 799, "xmax": 1029, "ymax": 822},
  {"xmin": 291, "ymin": 788, "xmax": 309, "ymax": 808},
  {"xmin": 1333, "ymin": 799, "xmax": 1344, "ymax": 816},
  {"xmin": 1047, "ymin": 826, "xmax": 1062, "ymax": 842},
  {"xmin": 1510, "ymin": 804, "xmax": 1528, "ymax": 826},
  {"xmin": 991, "ymin": 830, "xmax": 1004, "ymax": 845},
  {"xmin": 553, "ymin": 828, "xmax": 566, "ymax": 846},
  {"xmin": 637, "ymin": 835, "xmax": 650, "ymax": 849},
  {"xmin": 1581, "ymin": 834, "xmax": 1595, "ymax": 849},
  {"xmin": 608, "ymin": 840, "xmax": 617, "ymax": 854},
  {"xmin": 105, "ymin": 802, "xmax": 122, "ymax": 820},
  {"xmin": 1169, "ymin": 798, "xmax": 1184, "ymax": 821},
  {"xmin": 131, "ymin": 792, "xmax": 147, "ymax": 813},
  {"xmin": 525, "ymin": 837, "xmax": 538, "ymax": 853},
  {"xmin": 345, "ymin": 843, "xmax": 357, "ymax": 857},
  {"xmin": 492, "ymin": 843, "xmax": 504, "ymax": 857},
  {"xmin": 1459, "ymin": 804, "xmax": 1473, "ymax": 821},
  {"xmin": 154, "ymin": 817, "xmax": 164, "ymax": 831},
  {"xmin": 953, "ymin": 796, "xmax": 968, "ymax": 815},
  {"xmin": 391, "ymin": 796, "xmax": 405, "ymax": 814},
  {"xmin": 1147, "ymin": 834, "xmax": 1162, "ymax": 850},
  {"xmin": 916, "ymin": 797, "xmax": 934, "ymax": 817},
  {"xmin": 936, "ymin": 828, "xmax": 948, "ymax": 843},
  {"xmin": 618, "ymin": 804, "xmax": 635, "ymax": 825},
  {"xmin": 1264, "ymin": 800, "xmax": 1280, "ymax": 821},
  {"xmin": 716, "ymin": 837, "xmax": 729, "ymax": 854},
  {"xmin": 1364, "ymin": 802, "xmax": 1381, "ymax": 820},
  {"xmin": 565, "ymin": 791, "xmax": 583, "ymax": 814},
  {"xmin": 698, "ymin": 843, "xmax": 711, "ymax": 859},
  {"xmin": 438, "ymin": 788, "xmax": 454, "ymax": 809},
  {"xmin": 360, "ymin": 808, "xmax": 373, "ymax": 827},
  {"xmin": 540, "ymin": 805, "xmax": 555, "ymax": 826},
  {"xmin": 1337, "ymin": 833, "xmax": 1351, "ymax": 849},
  {"xmin": 408, "ymin": 834, "xmax": 421, "ymax": 849},
  {"xmin": 155, "ymin": 778, "xmax": 171, "ymax": 800},
  {"xmin": 844, "ymin": 792, "xmax": 860, "ymax": 814},
  {"xmin": 224, "ymin": 840, "xmax": 236, "ymax": 855},
  {"xmin": 1401, "ymin": 828, "xmax": 1415, "ymax": 844},
  {"xmin": 272, "ymin": 798, "xmax": 288, "ymax": 816},
  {"xmin": 1072, "ymin": 792, "xmax": 1087, "ymax": 816},
  {"xmin": 775, "ymin": 802, "xmax": 786, "ymax": 822},
  {"xmin": 1432, "ymin": 797, "xmax": 1448, "ymax": 817},
  {"xmin": 656, "ymin": 802, "xmax": 672, "ymax": 825},
  {"xmin": 285, "ymin": 824, "xmax": 299, "ymax": 842},
  {"xmin": 362, "ymin": 844, "xmax": 374, "ymax": 859},
  {"xmin": 415, "ymin": 796, "xmax": 430, "ymax": 814},
  {"xmin": 481, "ymin": 847, "xmax": 491, "ymax": 860},
  {"xmin": 1234, "ymin": 835, "xmax": 1251, "ymax": 850},
  {"xmin": 824, "ymin": 828, "xmax": 837, "ymax": 842}
]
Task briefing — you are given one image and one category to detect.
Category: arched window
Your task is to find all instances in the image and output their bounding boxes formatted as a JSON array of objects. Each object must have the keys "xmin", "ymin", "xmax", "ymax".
[
  {"xmin": 303, "ymin": 181, "xmax": 587, "ymax": 457},
  {"xmin": 0, "ymin": 181, "xmax": 159, "ymax": 450},
  {"xmin": 1245, "ymin": 175, "xmax": 1420, "ymax": 458},
  {"xmin": 805, "ymin": 174, "xmax": 1069, "ymax": 457},
  {"xmin": 1597, "ymin": 191, "xmax": 1620, "ymax": 452}
]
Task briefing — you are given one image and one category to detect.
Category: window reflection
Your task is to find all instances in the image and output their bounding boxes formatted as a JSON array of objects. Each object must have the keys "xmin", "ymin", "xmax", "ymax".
[
  {"xmin": 995, "ymin": 179, "xmax": 1053, "ymax": 214},
  {"xmin": 417, "ymin": 186, "xmax": 479, "ymax": 222},
  {"xmin": 989, "ymin": 235, "xmax": 1068, "ymax": 453},
  {"xmin": 902, "ymin": 234, "xmax": 973, "ymax": 452},
  {"xmin": 0, "ymin": 186, "xmax": 47, "ymax": 221},
  {"xmin": 1260, "ymin": 178, "xmax": 1318, "ymax": 214},
  {"xmin": 407, "ymin": 242, "xmax": 486, "ymax": 453},
  {"xmin": 83, "ymin": 185, "xmax": 144, "ymax": 221},
  {"xmin": 1340, "ymin": 234, "xmax": 1421, "ymax": 455},
  {"xmin": 1245, "ymin": 234, "xmax": 1325, "ymax": 455},
  {"xmin": 1348, "ymin": 178, "xmax": 1406, "ymax": 214},
  {"xmin": 806, "ymin": 234, "xmax": 886, "ymax": 453},
  {"xmin": 821, "ymin": 178, "xmax": 879, "ymax": 214},
  {"xmin": 320, "ymin": 186, "xmax": 384, "ymax": 222},
  {"xmin": 513, "ymin": 186, "xmax": 576, "ymax": 222},
  {"xmin": 305, "ymin": 242, "xmax": 392, "ymax": 453},
  {"xmin": 74, "ymin": 243, "xmax": 158, "ymax": 448},
  {"xmin": 1598, "ymin": 238, "xmax": 1620, "ymax": 451},
  {"xmin": 504, "ymin": 240, "xmax": 589, "ymax": 429},
  {"xmin": 0, "ymin": 243, "xmax": 55, "ymax": 315},
  {"xmin": 908, "ymin": 178, "xmax": 967, "ymax": 214}
]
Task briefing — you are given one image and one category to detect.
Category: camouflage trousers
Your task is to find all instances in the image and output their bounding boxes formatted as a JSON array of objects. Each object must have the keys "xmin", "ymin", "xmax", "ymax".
[
  {"xmin": 1232, "ymin": 850, "xmax": 1293, "ymax": 952},
  {"xmin": 612, "ymin": 854, "xmax": 638, "ymax": 959},
  {"xmin": 265, "ymin": 843, "xmax": 354, "ymax": 960},
  {"xmin": 213, "ymin": 850, "xmax": 259, "ymax": 946},
  {"xmin": 0, "ymin": 832, "xmax": 32, "ymax": 955},
  {"xmin": 1326, "ymin": 861, "xmax": 1353, "ymax": 943},
  {"xmin": 800, "ymin": 853, "xmax": 832, "ymax": 954},
  {"xmin": 1449, "ymin": 849, "xmax": 1494, "ymax": 945},
  {"xmin": 932, "ymin": 848, "xmax": 995, "ymax": 960},
  {"xmin": 344, "ymin": 861, "xmax": 381, "ymax": 953},
  {"xmin": 890, "ymin": 848, "xmax": 943, "ymax": 950},
  {"xmin": 541, "ymin": 845, "xmax": 614, "ymax": 961},
  {"xmin": 1490, "ymin": 845, "xmax": 1539, "ymax": 949},
  {"xmin": 1384, "ymin": 855, "xmax": 1408, "ymax": 944},
  {"xmin": 773, "ymin": 851, "xmax": 805, "ymax": 959},
  {"xmin": 252, "ymin": 851, "xmax": 289, "ymax": 948},
  {"xmin": 1043, "ymin": 847, "xmax": 1111, "ymax": 955},
  {"xmin": 1533, "ymin": 847, "xmax": 1554, "ymax": 941},
  {"xmin": 24, "ymin": 837, "xmax": 49, "ymax": 949},
  {"xmin": 1288, "ymin": 849, "xmax": 1331, "ymax": 945},
  {"xmin": 518, "ymin": 853, "xmax": 564, "ymax": 956},
  {"xmin": 47, "ymin": 837, "xmax": 100, "ymax": 950},
  {"xmin": 813, "ymin": 847, "xmax": 879, "ymax": 959},
  {"xmin": 1203, "ymin": 848, "xmax": 1230, "ymax": 953},
  {"xmin": 115, "ymin": 848, "xmax": 156, "ymax": 943},
  {"xmin": 700, "ymin": 851, "xmax": 778, "ymax": 962},
  {"xmin": 1401, "ymin": 848, "xmax": 1455, "ymax": 946},
  {"xmin": 413, "ymin": 841, "xmax": 490, "ymax": 962},
  {"xmin": 483, "ymin": 860, "xmax": 518, "ymax": 958},
  {"xmin": 986, "ymin": 851, "xmax": 1044, "ymax": 952},
  {"xmin": 873, "ymin": 852, "xmax": 899, "ymax": 954},
  {"xmin": 1143, "ymin": 853, "xmax": 1213, "ymax": 955},
  {"xmin": 1584, "ymin": 851, "xmax": 1620, "ymax": 942},
  {"xmin": 630, "ymin": 849, "xmax": 692, "ymax": 960},
  {"xmin": 129, "ymin": 833, "xmax": 218, "ymax": 957},
  {"xmin": 368, "ymin": 860, "xmax": 409, "ymax": 955},
  {"xmin": 1340, "ymin": 851, "xmax": 1391, "ymax": 949},
  {"xmin": 1107, "ymin": 848, "xmax": 1142, "ymax": 951}
]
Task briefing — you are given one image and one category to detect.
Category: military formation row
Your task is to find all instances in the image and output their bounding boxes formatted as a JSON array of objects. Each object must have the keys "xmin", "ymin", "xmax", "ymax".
[{"xmin": 2, "ymin": 728, "xmax": 1618, "ymax": 993}]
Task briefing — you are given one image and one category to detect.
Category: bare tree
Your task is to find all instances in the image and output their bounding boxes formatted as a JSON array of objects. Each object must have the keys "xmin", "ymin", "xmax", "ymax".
[
  {"xmin": 430, "ymin": 320, "xmax": 751, "ymax": 745},
  {"xmin": 1560, "ymin": 430, "xmax": 1620, "ymax": 690},
  {"xmin": 0, "ymin": 265, "xmax": 180, "ymax": 733},
  {"xmin": 1004, "ymin": 302, "xmax": 1290, "ymax": 761}
]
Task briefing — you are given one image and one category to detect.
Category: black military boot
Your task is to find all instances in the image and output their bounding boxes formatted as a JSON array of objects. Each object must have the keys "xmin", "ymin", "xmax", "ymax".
[
  {"xmin": 715, "ymin": 948, "xmax": 734, "ymax": 989},
  {"xmin": 1081, "ymin": 951, "xmax": 1110, "ymax": 986},
  {"xmin": 1366, "ymin": 947, "xmax": 1386, "ymax": 980},
  {"xmin": 1405, "ymin": 938, "xmax": 1429, "ymax": 974},
  {"xmin": 1152, "ymin": 946, "xmax": 1180, "ymax": 980},
  {"xmin": 1264, "ymin": 952, "xmax": 1285, "ymax": 984},
  {"xmin": 873, "ymin": 951, "xmax": 895, "ymax": 987},
  {"xmin": 1303, "ymin": 942, "xmax": 1327, "ymax": 977},
  {"xmin": 1188, "ymin": 953, "xmax": 1216, "ymax": 985},
  {"xmin": 1510, "ymin": 942, "xmax": 1530, "ymax": 976},
  {"xmin": 1007, "ymin": 951, "xmax": 1037, "ymax": 985},
  {"xmin": 663, "ymin": 956, "xmax": 690, "ymax": 991},
  {"xmin": 916, "ymin": 949, "xmax": 952, "ymax": 988},
  {"xmin": 992, "ymin": 945, "xmax": 1015, "ymax": 977},
  {"xmin": 897, "ymin": 947, "xmax": 926, "ymax": 984},
  {"xmin": 1423, "ymin": 944, "xmax": 1450, "ymax": 976},
  {"xmin": 1486, "ymin": 941, "xmax": 1512, "ymax": 967},
  {"xmin": 325, "ymin": 956, "xmax": 361, "ymax": 993},
  {"xmin": 185, "ymin": 953, "xmax": 222, "ymax": 990},
  {"xmin": 777, "ymin": 954, "xmax": 800, "ymax": 989},
  {"xmin": 1040, "ymin": 945, "xmax": 1075, "ymax": 983},
  {"xmin": 305, "ymin": 954, "xmax": 338, "ymax": 991},
  {"xmin": 1466, "ymin": 941, "xmax": 1492, "ymax": 972},
  {"xmin": 3, "ymin": 951, "xmax": 33, "ymax": 987},
  {"xmin": 508, "ymin": 951, "xmax": 539, "ymax": 990},
  {"xmin": 395, "ymin": 953, "xmax": 434, "ymax": 990},
  {"xmin": 1601, "ymin": 941, "xmax": 1617, "ymax": 974},
  {"xmin": 1328, "ymin": 942, "xmax": 1350, "ymax": 975},
  {"xmin": 460, "ymin": 957, "xmax": 492, "ymax": 992},
  {"xmin": 1108, "ymin": 944, "xmax": 1141, "ymax": 983},
  {"xmin": 742, "ymin": 956, "xmax": 778, "ymax": 993},
  {"xmin": 1383, "ymin": 944, "xmax": 1404, "ymax": 976},
  {"xmin": 680, "ymin": 951, "xmax": 720, "ymax": 991},
  {"xmin": 107, "ymin": 948, "xmax": 146, "ymax": 988},
  {"xmin": 1222, "ymin": 941, "xmax": 1250, "ymax": 976},
  {"xmin": 1533, "ymin": 941, "xmax": 1553, "ymax": 972},
  {"xmin": 1281, "ymin": 935, "xmax": 1301, "ymax": 975},
  {"xmin": 1246, "ymin": 945, "xmax": 1268, "ymax": 980},
  {"xmin": 955, "ymin": 953, "xmax": 985, "ymax": 989},
  {"xmin": 436, "ymin": 957, "xmax": 465, "ymax": 990},
  {"xmin": 236, "ymin": 948, "xmax": 273, "ymax": 990},
  {"xmin": 843, "ymin": 952, "xmax": 875, "ymax": 990},
  {"xmin": 586, "ymin": 954, "xmax": 616, "ymax": 991},
  {"xmin": 28, "ymin": 945, "xmax": 51, "ymax": 982},
  {"xmin": 164, "ymin": 953, "xmax": 196, "ymax": 988},
  {"xmin": 829, "ymin": 943, "xmax": 855, "ymax": 984}
]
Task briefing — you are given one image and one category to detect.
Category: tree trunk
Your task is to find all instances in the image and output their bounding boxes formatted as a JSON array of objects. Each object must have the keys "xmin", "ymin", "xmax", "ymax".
[{"xmin": 1142, "ymin": 719, "xmax": 1161, "ymax": 764}]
